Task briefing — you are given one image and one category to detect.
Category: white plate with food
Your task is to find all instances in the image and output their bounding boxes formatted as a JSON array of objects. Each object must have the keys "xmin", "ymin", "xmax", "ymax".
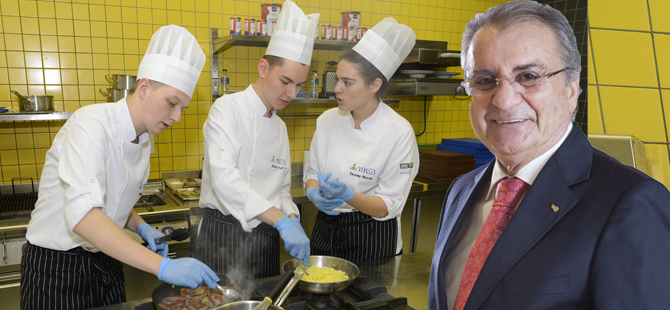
[
  {"xmin": 434, "ymin": 71, "xmax": 460, "ymax": 79},
  {"xmin": 400, "ymin": 70, "xmax": 435, "ymax": 78}
]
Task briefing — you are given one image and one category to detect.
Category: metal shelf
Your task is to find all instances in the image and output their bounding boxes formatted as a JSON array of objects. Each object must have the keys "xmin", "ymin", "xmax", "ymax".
[
  {"xmin": 213, "ymin": 34, "xmax": 450, "ymax": 54},
  {"xmin": 0, "ymin": 112, "xmax": 73, "ymax": 122},
  {"xmin": 211, "ymin": 96, "xmax": 400, "ymax": 104}
]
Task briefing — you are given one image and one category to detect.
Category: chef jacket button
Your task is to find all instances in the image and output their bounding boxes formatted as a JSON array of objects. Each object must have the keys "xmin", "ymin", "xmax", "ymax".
[{"xmin": 90, "ymin": 179, "xmax": 95, "ymax": 183}]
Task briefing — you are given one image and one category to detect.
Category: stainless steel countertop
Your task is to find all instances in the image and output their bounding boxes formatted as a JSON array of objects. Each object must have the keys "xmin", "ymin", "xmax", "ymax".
[
  {"xmin": 92, "ymin": 249, "xmax": 434, "ymax": 310},
  {"xmin": 0, "ymin": 175, "xmax": 449, "ymax": 232}
]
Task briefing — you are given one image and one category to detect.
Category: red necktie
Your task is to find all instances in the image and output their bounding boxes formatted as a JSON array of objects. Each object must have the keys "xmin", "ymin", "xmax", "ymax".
[{"xmin": 454, "ymin": 177, "xmax": 530, "ymax": 310}]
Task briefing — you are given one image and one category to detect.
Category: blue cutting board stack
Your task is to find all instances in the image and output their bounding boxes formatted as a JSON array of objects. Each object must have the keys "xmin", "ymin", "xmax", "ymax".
[{"xmin": 437, "ymin": 138, "xmax": 495, "ymax": 168}]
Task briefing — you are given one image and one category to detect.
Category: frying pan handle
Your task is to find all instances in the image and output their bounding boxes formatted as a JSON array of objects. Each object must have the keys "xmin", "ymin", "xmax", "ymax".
[
  {"xmin": 105, "ymin": 75, "xmax": 117, "ymax": 83},
  {"xmin": 267, "ymin": 270, "xmax": 294, "ymax": 302}
]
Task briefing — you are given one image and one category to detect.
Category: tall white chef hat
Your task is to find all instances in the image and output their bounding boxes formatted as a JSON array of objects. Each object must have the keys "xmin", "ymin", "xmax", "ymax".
[
  {"xmin": 352, "ymin": 17, "xmax": 416, "ymax": 81},
  {"xmin": 137, "ymin": 25, "xmax": 206, "ymax": 98},
  {"xmin": 265, "ymin": 0, "xmax": 320, "ymax": 65}
]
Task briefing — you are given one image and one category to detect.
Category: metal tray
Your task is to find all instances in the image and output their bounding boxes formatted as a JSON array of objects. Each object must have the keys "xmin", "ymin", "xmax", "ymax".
[{"xmin": 174, "ymin": 188, "xmax": 200, "ymax": 201}]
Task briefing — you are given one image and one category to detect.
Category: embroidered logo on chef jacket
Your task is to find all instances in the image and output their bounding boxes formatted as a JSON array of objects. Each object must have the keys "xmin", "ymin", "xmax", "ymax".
[
  {"xmin": 399, "ymin": 162, "xmax": 414, "ymax": 175},
  {"xmin": 271, "ymin": 156, "xmax": 286, "ymax": 169},
  {"xmin": 349, "ymin": 163, "xmax": 376, "ymax": 180}
]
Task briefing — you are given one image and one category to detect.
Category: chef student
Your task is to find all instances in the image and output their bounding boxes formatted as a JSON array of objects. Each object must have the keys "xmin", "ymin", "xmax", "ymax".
[
  {"xmin": 21, "ymin": 25, "xmax": 220, "ymax": 310},
  {"xmin": 304, "ymin": 17, "xmax": 420, "ymax": 262},
  {"xmin": 197, "ymin": 0, "xmax": 318, "ymax": 279}
]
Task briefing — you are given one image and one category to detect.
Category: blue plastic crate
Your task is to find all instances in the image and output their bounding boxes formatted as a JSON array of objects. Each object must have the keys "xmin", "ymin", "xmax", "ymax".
[{"xmin": 440, "ymin": 138, "xmax": 489, "ymax": 150}]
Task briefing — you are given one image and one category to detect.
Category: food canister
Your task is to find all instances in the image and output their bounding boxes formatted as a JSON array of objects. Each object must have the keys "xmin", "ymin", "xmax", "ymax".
[
  {"xmin": 341, "ymin": 11, "xmax": 361, "ymax": 29},
  {"xmin": 356, "ymin": 27, "xmax": 367, "ymax": 41},
  {"xmin": 256, "ymin": 19, "xmax": 267, "ymax": 36},
  {"xmin": 320, "ymin": 25, "xmax": 331, "ymax": 40},
  {"xmin": 261, "ymin": 3, "xmax": 282, "ymax": 35},
  {"xmin": 270, "ymin": 21, "xmax": 278, "ymax": 36},
  {"xmin": 332, "ymin": 26, "xmax": 341, "ymax": 40},
  {"xmin": 230, "ymin": 17, "xmax": 241, "ymax": 35},
  {"xmin": 244, "ymin": 18, "xmax": 255, "ymax": 35}
]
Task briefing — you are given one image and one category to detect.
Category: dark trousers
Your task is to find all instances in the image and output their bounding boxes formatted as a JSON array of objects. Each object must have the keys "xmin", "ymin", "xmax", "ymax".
[
  {"xmin": 195, "ymin": 208, "xmax": 280, "ymax": 283},
  {"xmin": 310, "ymin": 211, "xmax": 399, "ymax": 263},
  {"xmin": 20, "ymin": 242, "xmax": 125, "ymax": 310}
]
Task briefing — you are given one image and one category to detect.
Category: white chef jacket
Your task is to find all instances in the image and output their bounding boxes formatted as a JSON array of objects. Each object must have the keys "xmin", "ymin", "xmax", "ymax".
[
  {"xmin": 26, "ymin": 99, "xmax": 150, "ymax": 252},
  {"xmin": 303, "ymin": 102, "xmax": 420, "ymax": 253},
  {"xmin": 200, "ymin": 85, "xmax": 298, "ymax": 232}
]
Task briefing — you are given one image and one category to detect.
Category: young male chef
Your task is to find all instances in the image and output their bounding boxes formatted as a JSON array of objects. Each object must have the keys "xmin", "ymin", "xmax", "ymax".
[
  {"xmin": 21, "ymin": 25, "xmax": 220, "ymax": 310},
  {"xmin": 197, "ymin": 0, "xmax": 318, "ymax": 279}
]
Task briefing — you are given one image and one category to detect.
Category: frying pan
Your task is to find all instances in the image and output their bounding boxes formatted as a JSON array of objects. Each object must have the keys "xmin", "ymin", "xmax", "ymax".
[
  {"xmin": 281, "ymin": 255, "xmax": 360, "ymax": 294},
  {"xmin": 151, "ymin": 280, "xmax": 243, "ymax": 310},
  {"xmin": 214, "ymin": 270, "xmax": 297, "ymax": 310}
]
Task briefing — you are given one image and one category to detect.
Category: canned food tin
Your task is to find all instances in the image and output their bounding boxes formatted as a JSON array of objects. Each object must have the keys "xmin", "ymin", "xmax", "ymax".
[
  {"xmin": 244, "ymin": 18, "xmax": 255, "ymax": 35},
  {"xmin": 320, "ymin": 24, "xmax": 332, "ymax": 40},
  {"xmin": 341, "ymin": 11, "xmax": 361, "ymax": 28},
  {"xmin": 230, "ymin": 17, "xmax": 241, "ymax": 35},
  {"xmin": 348, "ymin": 27, "xmax": 357, "ymax": 41},
  {"xmin": 270, "ymin": 21, "xmax": 278, "ymax": 36},
  {"xmin": 256, "ymin": 19, "xmax": 267, "ymax": 36},
  {"xmin": 261, "ymin": 3, "xmax": 282, "ymax": 35},
  {"xmin": 356, "ymin": 27, "xmax": 367, "ymax": 41},
  {"xmin": 332, "ymin": 26, "xmax": 341, "ymax": 40}
]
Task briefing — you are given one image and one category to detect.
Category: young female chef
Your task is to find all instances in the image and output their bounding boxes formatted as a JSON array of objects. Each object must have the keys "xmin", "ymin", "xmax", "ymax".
[
  {"xmin": 21, "ymin": 25, "xmax": 220, "ymax": 310},
  {"xmin": 197, "ymin": 0, "xmax": 317, "ymax": 279},
  {"xmin": 303, "ymin": 18, "xmax": 419, "ymax": 262}
]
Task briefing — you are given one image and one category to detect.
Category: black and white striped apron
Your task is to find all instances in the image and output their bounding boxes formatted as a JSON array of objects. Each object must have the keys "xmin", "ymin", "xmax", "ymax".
[
  {"xmin": 20, "ymin": 242, "xmax": 125, "ymax": 310},
  {"xmin": 195, "ymin": 208, "xmax": 280, "ymax": 280},
  {"xmin": 310, "ymin": 211, "xmax": 399, "ymax": 263}
]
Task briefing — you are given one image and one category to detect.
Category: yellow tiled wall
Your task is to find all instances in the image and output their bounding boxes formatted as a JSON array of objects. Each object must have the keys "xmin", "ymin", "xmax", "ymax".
[
  {"xmin": 0, "ymin": 0, "xmax": 515, "ymax": 184},
  {"xmin": 589, "ymin": 0, "xmax": 670, "ymax": 188}
]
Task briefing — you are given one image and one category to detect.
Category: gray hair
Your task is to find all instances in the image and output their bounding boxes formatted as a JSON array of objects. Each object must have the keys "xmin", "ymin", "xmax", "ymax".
[{"xmin": 461, "ymin": 1, "xmax": 581, "ymax": 85}]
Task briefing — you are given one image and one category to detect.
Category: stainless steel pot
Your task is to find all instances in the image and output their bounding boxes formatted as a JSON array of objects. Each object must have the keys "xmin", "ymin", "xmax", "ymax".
[
  {"xmin": 10, "ymin": 90, "xmax": 54, "ymax": 112},
  {"xmin": 105, "ymin": 74, "xmax": 136, "ymax": 89},
  {"xmin": 99, "ymin": 88, "xmax": 130, "ymax": 102}
]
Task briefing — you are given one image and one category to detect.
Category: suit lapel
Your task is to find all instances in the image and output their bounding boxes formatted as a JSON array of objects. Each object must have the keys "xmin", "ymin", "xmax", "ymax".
[{"xmin": 465, "ymin": 124, "xmax": 593, "ymax": 310}]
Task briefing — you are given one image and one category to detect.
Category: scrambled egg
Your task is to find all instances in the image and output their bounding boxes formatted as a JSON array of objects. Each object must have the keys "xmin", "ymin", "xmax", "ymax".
[{"xmin": 301, "ymin": 266, "xmax": 350, "ymax": 283}]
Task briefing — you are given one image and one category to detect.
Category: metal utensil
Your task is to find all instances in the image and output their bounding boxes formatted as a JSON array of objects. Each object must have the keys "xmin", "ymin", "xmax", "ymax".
[{"xmin": 10, "ymin": 90, "xmax": 54, "ymax": 112}]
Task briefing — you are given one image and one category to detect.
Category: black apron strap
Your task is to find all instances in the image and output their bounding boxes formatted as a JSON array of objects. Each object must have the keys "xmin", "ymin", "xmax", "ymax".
[
  {"xmin": 20, "ymin": 242, "xmax": 125, "ymax": 310},
  {"xmin": 195, "ymin": 208, "xmax": 280, "ymax": 280},
  {"xmin": 310, "ymin": 211, "xmax": 398, "ymax": 263}
]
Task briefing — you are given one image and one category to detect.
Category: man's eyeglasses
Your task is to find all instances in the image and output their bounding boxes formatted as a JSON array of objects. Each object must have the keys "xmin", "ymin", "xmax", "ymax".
[{"xmin": 462, "ymin": 67, "xmax": 569, "ymax": 95}]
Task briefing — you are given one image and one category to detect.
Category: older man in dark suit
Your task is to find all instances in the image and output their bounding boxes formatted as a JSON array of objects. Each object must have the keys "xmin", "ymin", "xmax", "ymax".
[{"xmin": 428, "ymin": 1, "xmax": 670, "ymax": 309}]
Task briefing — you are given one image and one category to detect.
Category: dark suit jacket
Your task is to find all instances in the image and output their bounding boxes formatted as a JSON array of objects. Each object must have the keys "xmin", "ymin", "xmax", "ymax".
[{"xmin": 428, "ymin": 124, "xmax": 670, "ymax": 310}]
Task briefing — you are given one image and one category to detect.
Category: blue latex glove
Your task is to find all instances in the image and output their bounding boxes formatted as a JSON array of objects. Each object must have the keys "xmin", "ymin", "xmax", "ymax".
[
  {"xmin": 321, "ymin": 177, "xmax": 355, "ymax": 201},
  {"xmin": 158, "ymin": 258, "xmax": 220, "ymax": 290},
  {"xmin": 137, "ymin": 223, "xmax": 169, "ymax": 258},
  {"xmin": 306, "ymin": 187, "xmax": 343, "ymax": 215},
  {"xmin": 274, "ymin": 215, "xmax": 310, "ymax": 266}
]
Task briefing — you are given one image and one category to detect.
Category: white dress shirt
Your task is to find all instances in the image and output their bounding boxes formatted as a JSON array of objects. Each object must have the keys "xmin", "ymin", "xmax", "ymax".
[
  {"xmin": 444, "ymin": 123, "xmax": 573, "ymax": 309},
  {"xmin": 26, "ymin": 99, "xmax": 150, "ymax": 252},
  {"xmin": 200, "ymin": 85, "xmax": 298, "ymax": 232},
  {"xmin": 304, "ymin": 102, "xmax": 420, "ymax": 253}
]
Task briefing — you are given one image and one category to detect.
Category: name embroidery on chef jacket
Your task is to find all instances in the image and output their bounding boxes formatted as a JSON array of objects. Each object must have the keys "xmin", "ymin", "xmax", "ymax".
[
  {"xmin": 349, "ymin": 164, "xmax": 376, "ymax": 180},
  {"xmin": 271, "ymin": 156, "xmax": 286, "ymax": 170}
]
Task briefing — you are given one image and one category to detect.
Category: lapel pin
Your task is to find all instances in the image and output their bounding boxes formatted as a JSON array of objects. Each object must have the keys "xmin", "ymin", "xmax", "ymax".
[{"xmin": 551, "ymin": 204, "xmax": 559, "ymax": 212}]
